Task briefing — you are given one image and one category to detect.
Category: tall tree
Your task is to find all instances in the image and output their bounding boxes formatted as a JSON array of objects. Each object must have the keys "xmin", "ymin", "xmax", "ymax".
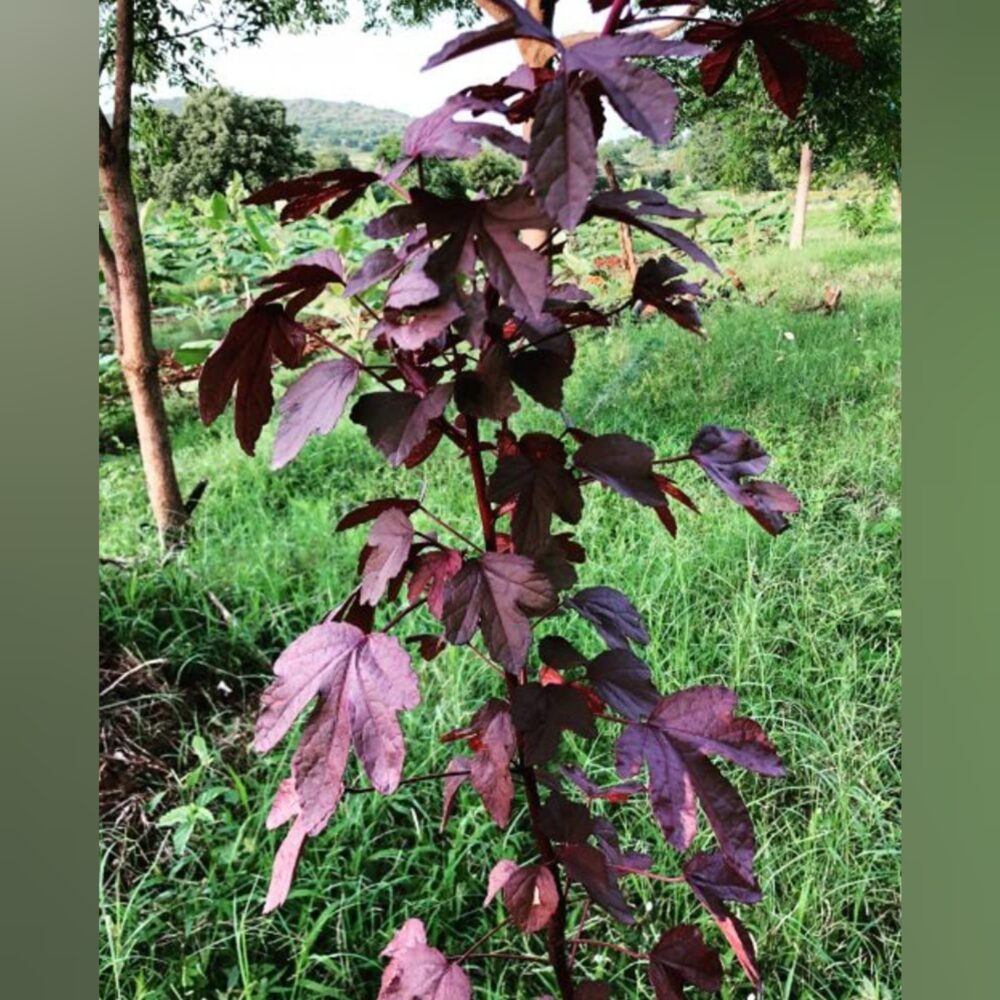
[
  {"xmin": 676, "ymin": 0, "xmax": 901, "ymax": 246},
  {"xmin": 98, "ymin": 0, "xmax": 385, "ymax": 543},
  {"xmin": 133, "ymin": 88, "xmax": 314, "ymax": 203}
]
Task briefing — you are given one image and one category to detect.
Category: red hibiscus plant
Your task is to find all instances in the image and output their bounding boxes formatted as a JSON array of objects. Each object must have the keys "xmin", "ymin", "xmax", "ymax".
[{"xmin": 197, "ymin": 1, "xmax": 859, "ymax": 996}]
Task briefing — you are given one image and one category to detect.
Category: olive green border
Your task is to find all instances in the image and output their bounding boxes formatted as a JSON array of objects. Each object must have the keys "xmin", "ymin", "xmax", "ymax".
[
  {"xmin": 902, "ymin": 3, "xmax": 1000, "ymax": 998},
  {"xmin": 6, "ymin": 2, "xmax": 996, "ymax": 997},
  {"xmin": 1, "ymin": 1, "xmax": 95, "ymax": 995}
]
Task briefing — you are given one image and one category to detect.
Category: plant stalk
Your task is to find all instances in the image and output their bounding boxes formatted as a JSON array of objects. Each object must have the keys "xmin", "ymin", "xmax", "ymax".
[{"xmin": 465, "ymin": 415, "xmax": 575, "ymax": 1000}]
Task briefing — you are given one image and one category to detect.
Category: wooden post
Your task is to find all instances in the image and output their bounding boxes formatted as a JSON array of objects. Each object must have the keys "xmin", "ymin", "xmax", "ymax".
[
  {"xmin": 603, "ymin": 160, "xmax": 638, "ymax": 281},
  {"xmin": 789, "ymin": 141, "xmax": 812, "ymax": 250}
]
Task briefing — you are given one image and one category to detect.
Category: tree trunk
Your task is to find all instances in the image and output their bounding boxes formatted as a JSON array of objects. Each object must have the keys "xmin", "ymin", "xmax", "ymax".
[
  {"xmin": 789, "ymin": 141, "xmax": 812, "ymax": 250},
  {"xmin": 99, "ymin": 0, "xmax": 186, "ymax": 546}
]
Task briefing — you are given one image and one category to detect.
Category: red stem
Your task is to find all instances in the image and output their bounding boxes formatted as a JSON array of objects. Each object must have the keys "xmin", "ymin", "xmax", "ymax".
[
  {"xmin": 601, "ymin": 0, "xmax": 630, "ymax": 36},
  {"xmin": 465, "ymin": 415, "xmax": 575, "ymax": 1000}
]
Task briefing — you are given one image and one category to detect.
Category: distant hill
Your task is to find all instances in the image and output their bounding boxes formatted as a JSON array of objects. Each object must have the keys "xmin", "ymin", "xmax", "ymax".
[{"xmin": 154, "ymin": 96, "xmax": 411, "ymax": 159}]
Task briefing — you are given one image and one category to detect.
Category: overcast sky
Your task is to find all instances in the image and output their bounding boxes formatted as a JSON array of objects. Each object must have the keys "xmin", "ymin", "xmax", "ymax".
[{"xmin": 151, "ymin": 0, "xmax": 631, "ymax": 136}]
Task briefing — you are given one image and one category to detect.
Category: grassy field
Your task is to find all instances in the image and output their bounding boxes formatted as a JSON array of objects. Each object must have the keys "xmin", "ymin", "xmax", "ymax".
[{"xmin": 99, "ymin": 198, "xmax": 901, "ymax": 1000}]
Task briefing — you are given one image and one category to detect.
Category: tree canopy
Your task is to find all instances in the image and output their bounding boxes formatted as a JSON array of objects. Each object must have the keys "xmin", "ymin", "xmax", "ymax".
[
  {"xmin": 133, "ymin": 88, "xmax": 314, "ymax": 202},
  {"xmin": 675, "ymin": 0, "xmax": 901, "ymax": 187}
]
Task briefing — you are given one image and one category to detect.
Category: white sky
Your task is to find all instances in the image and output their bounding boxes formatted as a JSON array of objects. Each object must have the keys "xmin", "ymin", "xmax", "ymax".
[{"xmin": 151, "ymin": 0, "xmax": 631, "ymax": 136}]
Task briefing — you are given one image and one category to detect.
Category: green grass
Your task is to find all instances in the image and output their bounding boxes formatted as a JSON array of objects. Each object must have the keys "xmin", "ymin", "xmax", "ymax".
[{"xmin": 100, "ymin": 213, "xmax": 900, "ymax": 1000}]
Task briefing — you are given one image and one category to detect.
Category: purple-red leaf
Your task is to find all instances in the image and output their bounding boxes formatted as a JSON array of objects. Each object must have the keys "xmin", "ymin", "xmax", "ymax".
[
  {"xmin": 615, "ymin": 687, "xmax": 782, "ymax": 871},
  {"xmin": 485, "ymin": 861, "xmax": 560, "ymax": 933},
  {"xmin": 634, "ymin": 257, "xmax": 706, "ymax": 336},
  {"xmin": 336, "ymin": 498, "xmax": 421, "ymax": 533},
  {"xmin": 566, "ymin": 586, "xmax": 650, "ymax": 650},
  {"xmin": 361, "ymin": 508, "xmax": 415, "ymax": 606},
  {"xmin": 199, "ymin": 303, "xmax": 306, "ymax": 456},
  {"xmin": 648, "ymin": 925, "xmax": 723, "ymax": 1000},
  {"xmin": 455, "ymin": 342, "xmax": 521, "ymax": 421},
  {"xmin": 441, "ymin": 552, "xmax": 556, "ymax": 671},
  {"xmin": 245, "ymin": 168, "xmax": 380, "ymax": 223},
  {"xmin": 489, "ymin": 433, "xmax": 583, "ymax": 555},
  {"xmin": 408, "ymin": 548, "xmax": 464, "ymax": 620},
  {"xmin": 564, "ymin": 35, "xmax": 696, "ymax": 145},
  {"xmin": 510, "ymin": 682, "xmax": 597, "ymax": 765},
  {"xmin": 684, "ymin": 852, "xmax": 762, "ymax": 991},
  {"xmin": 350, "ymin": 385, "xmax": 452, "ymax": 468},
  {"xmin": 539, "ymin": 635, "xmax": 587, "ymax": 671},
  {"xmin": 686, "ymin": 0, "xmax": 862, "ymax": 119},
  {"xmin": 254, "ymin": 623, "xmax": 419, "ymax": 836},
  {"xmin": 586, "ymin": 648, "xmax": 660, "ymax": 720},
  {"xmin": 556, "ymin": 842, "xmax": 634, "ymax": 924},
  {"xmin": 538, "ymin": 789, "xmax": 594, "ymax": 844},
  {"xmin": 689, "ymin": 425, "xmax": 800, "ymax": 535},
  {"xmin": 528, "ymin": 74, "xmax": 597, "ymax": 231},
  {"xmin": 271, "ymin": 359, "xmax": 360, "ymax": 470},
  {"xmin": 422, "ymin": 0, "xmax": 557, "ymax": 71},
  {"xmin": 379, "ymin": 919, "xmax": 471, "ymax": 1000},
  {"xmin": 574, "ymin": 433, "xmax": 666, "ymax": 508},
  {"xmin": 754, "ymin": 34, "xmax": 808, "ymax": 118},
  {"xmin": 469, "ymin": 702, "xmax": 517, "ymax": 827}
]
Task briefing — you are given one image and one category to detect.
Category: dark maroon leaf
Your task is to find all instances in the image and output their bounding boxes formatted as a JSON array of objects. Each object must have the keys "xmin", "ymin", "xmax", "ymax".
[
  {"xmin": 683, "ymin": 852, "xmax": 762, "ymax": 991},
  {"xmin": 539, "ymin": 789, "xmax": 594, "ymax": 844},
  {"xmin": 199, "ymin": 303, "xmax": 306, "ymax": 456},
  {"xmin": 754, "ymin": 34, "xmax": 808, "ymax": 118},
  {"xmin": 615, "ymin": 687, "xmax": 782, "ymax": 871},
  {"xmin": 576, "ymin": 984, "xmax": 611, "ymax": 1000},
  {"xmin": 650, "ymin": 686, "xmax": 785, "ymax": 776},
  {"xmin": 647, "ymin": 925, "xmax": 723, "ymax": 1000},
  {"xmin": 528, "ymin": 73, "xmax": 597, "ymax": 231},
  {"xmin": 686, "ymin": 0, "xmax": 862, "ymax": 119},
  {"xmin": 441, "ymin": 552, "xmax": 556, "ymax": 671},
  {"xmin": 510, "ymin": 682, "xmax": 597, "ymax": 765},
  {"xmin": 566, "ymin": 586, "xmax": 650, "ymax": 650},
  {"xmin": 350, "ymin": 385, "xmax": 452, "ymax": 468},
  {"xmin": 378, "ymin": 918, "xmax": 471, "ymax": 1000},
  {"xmin": 336, "ymin": 498, "xmax": 421, "ymax": 533},
  {"xmin": 360, "ymin": 508, "xmax": 415, "ymax": 607},
  {"xmin": 689, "ymin": 425, "xmax": 800, "ymax": 535},
  {"xmin": 408, "ymin": 548, "xmax": 463, "ymax": 620},
  {"xmin": 484, "ymin": 862, "xmax": 560, "ymax": 933},
  {"xmin": 573, "ymin": 433, "xmax": 666, "ymax": 508},
  {"xmin": 539, "ymin": 635, "xmax": 587, "ymax": 671},
  {"xmin": 454, "ymin": 342, "xmax": 520, "ymax": 421},
  {"xmin": 586, "ymin": 648, "xmax": 660, "ymax": 720},
  {"xmin": 489, "ymin": 433, "xmax": 583, "ymax": 555},
  {"xmin": 556, "ymin": 843, "xmax": 634, "ymax": 924},
  {"xmin": 245, "ymin": 168, "xmax": 380, "ymax": 223},
  {"xmin": 409, "ymin": 633, "xmax": 448, "ymax": 662},
  {"xmin": 509, "ymin": 347, "xmax": 572, "ymax": 409},
  {"xmin": 271, "ymin": 359, "xmax": 360, "ymax": 470},
  {"xmin": 422, "ymin": 0, "xmax": 557, "ymax": 71},
  {"xmin": 254, "ymin": 623, "xmax": 419, "ymax": 839},
  {"xmin": 633, "ymin": 257, "xmax": 706, "ymax": 335}
]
